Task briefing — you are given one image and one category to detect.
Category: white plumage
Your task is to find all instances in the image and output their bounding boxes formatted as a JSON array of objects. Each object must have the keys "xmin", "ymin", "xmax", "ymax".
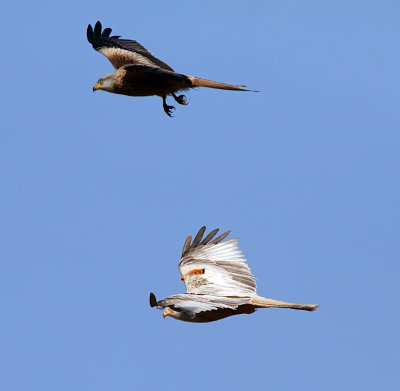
[
  {"xmin": 179, "ymin": 238, "xmax": 256, "ymax": 297},
  {"xmin": 150, "ymin": 227, "xmax": 319, "ymax": 323}
]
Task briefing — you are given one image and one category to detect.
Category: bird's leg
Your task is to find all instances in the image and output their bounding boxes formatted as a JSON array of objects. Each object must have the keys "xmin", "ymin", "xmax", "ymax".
[
  {"xmin": 162, "ymin": 95, "xmax": 175, "ymax": 117},
  {"xmin": 171, "ymin": 93, "xmax": 189, "ymax": 106}
]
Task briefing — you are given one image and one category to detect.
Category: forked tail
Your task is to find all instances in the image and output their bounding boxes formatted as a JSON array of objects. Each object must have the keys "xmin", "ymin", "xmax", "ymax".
[
  {"xmin": 251, "ymin": 296, "xmax": 319, "ymax": 312},
  {"xmin": 189, "ymin": 76, "xmax": 258, "ymax": 92}
]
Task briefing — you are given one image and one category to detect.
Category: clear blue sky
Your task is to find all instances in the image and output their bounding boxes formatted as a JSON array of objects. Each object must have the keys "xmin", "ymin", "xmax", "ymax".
[{"xmin": 2, "ymin": 1, "xmax": 399, "ymax": 390}]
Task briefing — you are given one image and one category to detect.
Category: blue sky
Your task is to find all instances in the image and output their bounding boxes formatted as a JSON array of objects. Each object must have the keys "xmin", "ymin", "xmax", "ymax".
[{"xmin": 2, "ymin": 1, "xmax": 399, "ymax": 390}]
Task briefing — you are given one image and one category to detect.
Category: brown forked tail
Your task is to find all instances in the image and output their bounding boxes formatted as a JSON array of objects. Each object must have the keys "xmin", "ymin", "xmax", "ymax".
[
  {"xmin": 251, "ymin": 296, "xmax": 319, "ymax": 312},
  {"xmin": 188, "ymin": 76, "xmax": 258, "ymax": 92}
]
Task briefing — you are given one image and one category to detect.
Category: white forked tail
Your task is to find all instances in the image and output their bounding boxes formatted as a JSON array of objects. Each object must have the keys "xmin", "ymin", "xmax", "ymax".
[{"xmin": 251, "ymin": 296, "xmax": 319, "ymax": 312}]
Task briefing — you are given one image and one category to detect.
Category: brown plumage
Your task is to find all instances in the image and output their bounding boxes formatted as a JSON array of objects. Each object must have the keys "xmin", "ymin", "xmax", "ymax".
[{"xmin": 87, "ymin": 21, "xmax": 256, "ymax": 116}]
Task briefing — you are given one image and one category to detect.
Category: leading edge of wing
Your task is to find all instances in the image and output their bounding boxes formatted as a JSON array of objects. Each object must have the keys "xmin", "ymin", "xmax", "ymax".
[{"xmin": 157, "ymin": 294, "xmax": 249, "ymax": 313}]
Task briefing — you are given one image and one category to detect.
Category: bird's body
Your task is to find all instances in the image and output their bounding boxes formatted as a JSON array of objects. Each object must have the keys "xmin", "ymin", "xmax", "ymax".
[
  {"xmin": 87, "ymin": 21, "xmax": 255, "ymax": 116},
  {"xmin": 150, "ymin": 227, "xmax": 319, "ymax": 323},
  {"xmin": 155, "ymin": 294, "xmax": 257, "ymax": 323},
  {"xmin": 100, "ymin": 65, "xmax": 192, "ymax": 97}
]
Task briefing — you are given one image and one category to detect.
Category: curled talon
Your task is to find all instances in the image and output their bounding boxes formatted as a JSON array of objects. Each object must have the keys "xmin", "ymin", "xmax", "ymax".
[
  {"xmin": 172, "ymin": 93, "xmax": 189, "ymax": 105},
  {"xmin": 164, "ymin": 104, "xmax": 175, "ymax": 117},
  {"xmin": 162, "ymin": 95, "xmax": 175, "ymax": 117}
]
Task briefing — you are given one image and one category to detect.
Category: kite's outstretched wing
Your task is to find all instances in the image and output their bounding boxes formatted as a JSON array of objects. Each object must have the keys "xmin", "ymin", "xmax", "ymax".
[
  {"xmin": 178, "ymin": 227, "xmax": 257, "ymax": 297},
  {"xmin": 87, "ymin": 21, "xmax": 174, "ymax": 71}
]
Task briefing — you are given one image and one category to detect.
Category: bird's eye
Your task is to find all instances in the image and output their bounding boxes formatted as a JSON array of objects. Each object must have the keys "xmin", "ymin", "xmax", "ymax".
[{"xmin": 99, "ymin": 79, "xmax": 103, "ymax": 84}]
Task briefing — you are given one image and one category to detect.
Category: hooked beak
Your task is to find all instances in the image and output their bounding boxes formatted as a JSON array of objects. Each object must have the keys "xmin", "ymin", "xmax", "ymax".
[
  {"xmin": 163, "ymin": 308, "xmax": 174, "ymax": 319},
  {"xmin": 92, "ymin": 83, "xmax": 101, "ymax": 92}
]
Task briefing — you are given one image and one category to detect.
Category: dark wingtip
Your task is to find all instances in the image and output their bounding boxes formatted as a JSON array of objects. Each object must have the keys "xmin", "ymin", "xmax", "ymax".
[
  {"xmin": 102, "ymin": 27, "xmax": 112, "ymax": 38},
  {"xmin": 200, "ymin": 228, "xmax": 220, "ymax": 245},
  {"xmin": 94, "ymin": 21, "xmax": 102, "ymax": 37},
  {"xmin": 182, "ymin": 234, "xmax": 192, "ymax": 257},
  {"xmin": 209, "ymin": 230, "xmax": 232, "ymax": 244},
  {"xmin": 191, "ymin": 226, "xmax": 206, "ymax": 248},
  {"xmin": 87, "ymin": 24, "xmax": 94, "ymax": 44},
  {"xmin": 87, "ymin": 21, "xmax": 119, "ymax": 49},
  {"xmin": 149, "ymin": 292, "xmax": 157, "ymax": 307}
]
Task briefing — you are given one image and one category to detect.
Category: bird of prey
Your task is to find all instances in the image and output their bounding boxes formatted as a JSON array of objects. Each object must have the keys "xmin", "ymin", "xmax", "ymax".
[
  {"xmin": 87, "ymin": 21, "xmax": 255, "ymax": 116},
  {"xmin": 150, "ymin": 227, "xmax": 319, "ymax": 323}
]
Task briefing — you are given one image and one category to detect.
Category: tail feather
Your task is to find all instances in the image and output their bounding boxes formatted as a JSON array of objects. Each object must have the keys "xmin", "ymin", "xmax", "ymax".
[
  {"xmin": 188, "ymin": 76, "xmax": 257, "ymax": 92},
  {"xmin": 251, "ymin": 296, "xmax": 319, "ymax": 312}
]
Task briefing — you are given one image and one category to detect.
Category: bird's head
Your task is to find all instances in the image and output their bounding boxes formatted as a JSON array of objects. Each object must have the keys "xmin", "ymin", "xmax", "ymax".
[
  {"xmin": 150, "ymin": 293, "xmax": 196, "ymax": 322},
  {"xmin": 162, "ymin": 306, "xmax": 196, "ymax": 321},
  {"xmin": 163, "ymin": 307, "xmax": 177, "ymax": 319},
  {"xmin": 150, "ymin": 293, "xmax": 183, "ymax": 320},
  {"xmin": 93, "ymin": 73, "xmax": 115, "ymax": 92}
]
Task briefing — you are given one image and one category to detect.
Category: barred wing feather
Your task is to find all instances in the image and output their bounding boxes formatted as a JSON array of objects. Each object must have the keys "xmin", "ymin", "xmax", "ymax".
[{"xmin": 178, "ymin": 228, "xmax": 257, "ymax": 297}]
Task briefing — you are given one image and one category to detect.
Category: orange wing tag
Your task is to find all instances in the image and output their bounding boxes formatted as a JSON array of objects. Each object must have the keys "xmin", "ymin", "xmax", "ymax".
[{"xmin": 181, "ymin": 268, "xmax": 205, "ymax": 280}]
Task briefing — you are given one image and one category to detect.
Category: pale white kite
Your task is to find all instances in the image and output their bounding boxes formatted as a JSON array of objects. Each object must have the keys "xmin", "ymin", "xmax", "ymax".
[
  {"xmin": 150, "ymin": 227, "xmax": 319, "ymax": 322},
  {"xmin": 87, "ymin": 21, "xmax": 256, "ymax": 117}
]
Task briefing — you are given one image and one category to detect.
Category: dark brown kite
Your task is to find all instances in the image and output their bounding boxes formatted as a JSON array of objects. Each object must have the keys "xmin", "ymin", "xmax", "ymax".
[{"xmin": 87, "ymin": 21, "xmax": 256, "ymax": 116}]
